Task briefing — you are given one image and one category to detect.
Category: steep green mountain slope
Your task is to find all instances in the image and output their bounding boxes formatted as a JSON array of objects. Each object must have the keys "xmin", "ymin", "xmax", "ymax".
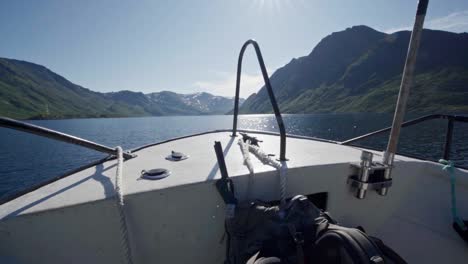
[
  {"xmin": 0, "ymin": 58, "xmax": 241, "ymax": 119},
  {"xmin": 240, "ymin": 26, "xmax": 468, "ymax": 114},
  {"xmin": 0, "ymin": 58, "xmax": 147, "ymax": 119}
]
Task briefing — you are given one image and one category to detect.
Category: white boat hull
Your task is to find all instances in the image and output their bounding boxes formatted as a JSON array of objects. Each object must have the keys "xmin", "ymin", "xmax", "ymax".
[{"xmin": 1, "ymin": 131, "xmax": 467, "ymax": 263}]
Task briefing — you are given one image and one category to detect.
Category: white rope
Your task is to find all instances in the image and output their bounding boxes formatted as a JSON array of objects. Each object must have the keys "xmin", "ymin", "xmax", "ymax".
[
  {"xmin": 115, "ymin": 147, "xmax": 134, "ymax": 264},
  {"xmin": 279, "ymin": 164, "xmax": 287, "ymax": 207},
  {"xmin": 238, "ymin": 139, "xmax": 288, "ymax": 205},
  {"xmin": 238, "ymin": 139, "xmax": 254, "ymax": 201}
]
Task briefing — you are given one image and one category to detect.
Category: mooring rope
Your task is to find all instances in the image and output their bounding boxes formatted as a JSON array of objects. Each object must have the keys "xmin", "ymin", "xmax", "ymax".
[
  {"xmin": 439, "ymin": 159, "xmax": 467, "ymax": 231},
  {"xmin": 238, "ymin": 139, "xmax": 287, "ymax": 205},
  {"xmin": 115, "ymin": 146, "xmax": 134, "ymax": 264},
  {"xmin": 238, "ymin": 139, "xmax": 254, "ymax": 201}
]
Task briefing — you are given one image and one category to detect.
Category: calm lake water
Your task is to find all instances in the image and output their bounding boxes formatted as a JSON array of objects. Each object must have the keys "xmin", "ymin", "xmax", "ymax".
[{"xmin": 1, "ymin": 113, "xmax": 467, "ymax": 201}]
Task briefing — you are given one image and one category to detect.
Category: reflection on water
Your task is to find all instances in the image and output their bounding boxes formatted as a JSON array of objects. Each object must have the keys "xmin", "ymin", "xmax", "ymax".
[{"xmin": 0, "ymin": 113, "xmax": 466, "ymax": 200}]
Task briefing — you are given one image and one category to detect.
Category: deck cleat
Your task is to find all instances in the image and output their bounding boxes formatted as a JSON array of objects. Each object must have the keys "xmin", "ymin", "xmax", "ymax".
[
  {"xmin": 140, "ymin": 168, "xmax": 171, "ymax": 180},
  {"xmin": 166, "ymin": 150, "xmax": 189, "ymax": 161}
]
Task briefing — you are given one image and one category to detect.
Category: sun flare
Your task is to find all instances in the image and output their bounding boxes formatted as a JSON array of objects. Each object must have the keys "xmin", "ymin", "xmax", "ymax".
[{"xmin": 251, "ymin": 0, "xmax": 293, "ymax": 14}]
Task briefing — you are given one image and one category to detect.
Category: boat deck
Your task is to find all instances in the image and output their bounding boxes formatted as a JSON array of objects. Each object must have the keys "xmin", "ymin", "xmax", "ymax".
[
  {"xmin": 1, "ymin": 131, "xmax": 468, "ymax": 264},
  {"xmin": 0, "ymin": 131, "xmax": 417, "ymax": 219}
]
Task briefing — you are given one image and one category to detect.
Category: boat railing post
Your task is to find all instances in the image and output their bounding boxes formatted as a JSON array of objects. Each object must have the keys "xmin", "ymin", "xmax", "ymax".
[
  {"xmin": 443, "ymin": 117, "xmax": 454, "ymax": 160},
  {"xmin": 231, "ymin": 46, "xmax": 243, "ymax": 138},
  {"xmin": 381, "ymin": 0, "xmax": 429, "ymax": 196}
]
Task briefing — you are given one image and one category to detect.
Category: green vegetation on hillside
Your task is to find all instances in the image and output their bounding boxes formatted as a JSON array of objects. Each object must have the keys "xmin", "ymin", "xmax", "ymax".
[
  {"xmin": 240, "ymin": 26, "xmax": 468, "ymax": 114},
  {"xmin": 0, "ymin": 58, "xmax": 240, "ymax": 119},
  {"xmin": 0, "ymin": 58, "xmax": 146, "ymax": 119}
]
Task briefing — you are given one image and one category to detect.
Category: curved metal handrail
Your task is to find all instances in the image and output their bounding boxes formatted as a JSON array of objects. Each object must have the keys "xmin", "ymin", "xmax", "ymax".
[
  {"xmin": 232, "ymin": 39, "xmax": 287, "ymax": 160},
  {"xmin": 0, "ymin": 117, "xmax": 135, "ymax": 159}
]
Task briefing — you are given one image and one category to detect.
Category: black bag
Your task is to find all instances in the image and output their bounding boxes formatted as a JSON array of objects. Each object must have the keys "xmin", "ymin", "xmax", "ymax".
[
  {"xmin": 310, "ymin": 222, "xmax": 407, "ymax": 264},
  {"xmin": 225, "ymin": 195, "xmax": 322, "ymax": 264},
  {"xmin": 226, "ymin": 195, "xmax": 406, "ymax": 264}
]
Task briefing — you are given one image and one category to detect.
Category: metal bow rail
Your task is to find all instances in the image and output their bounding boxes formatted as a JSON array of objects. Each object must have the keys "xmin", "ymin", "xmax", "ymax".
[
  {"xmin": 0, "ymin": 117, "xmax": 135, "ymax": 159},
  {"xmin": 231, "ymin": 39, "xmax": 287, "ymax": 161},
  {"xmin": 341, "ymin": 114, "xmax": 468, "ymax": 162}
]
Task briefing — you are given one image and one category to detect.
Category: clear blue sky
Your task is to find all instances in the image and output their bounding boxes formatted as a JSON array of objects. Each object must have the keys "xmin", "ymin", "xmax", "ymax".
[{"xmin": 1, "ymin": 0, "xmax": 467, "ymax": 98}]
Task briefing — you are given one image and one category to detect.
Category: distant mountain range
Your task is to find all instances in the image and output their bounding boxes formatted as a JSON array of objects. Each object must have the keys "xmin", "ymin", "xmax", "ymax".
[
  {"xmin": 0, "ymin": 58, "xmax": 244, "ymax": 119},
  {"xmin": 240, "ymin": 26, "xmax": 468, "ymax": 114},
  {"xmin": 107, "ymin": 90, "xmax": 244, "ymax": 116}
]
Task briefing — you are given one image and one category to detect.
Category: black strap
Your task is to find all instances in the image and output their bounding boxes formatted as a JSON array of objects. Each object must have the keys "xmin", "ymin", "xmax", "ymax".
[
  {"xmin": 288, "ymin": 224, "xmax": 305, "ymax": 264},
  {"xmin": 453, "ymin": 220, "xmax": 468, "ymax": 244},
  {"xmin": 215, "ymin": 141, "xmax": 237, "ymax": 264},
  {"xmin": 214, "ymin": 141, "xmax": 237, "ymax": 205}
]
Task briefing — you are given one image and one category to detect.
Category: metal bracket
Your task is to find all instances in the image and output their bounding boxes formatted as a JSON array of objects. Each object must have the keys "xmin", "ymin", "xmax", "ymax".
[
  {"xmin": 240, "ymin": 132, "xmax": 263, "ymax": 146},
  {"xmin": 124, "ymin": 152, "xmax": 137, "ymax": 159},
  {"xmin": 348, "ymin": 151, "xmax": 393, "ymax": 199},
  {"xmin": 347, "ymin": 176, "xmax": 393, "ymax": 192}
]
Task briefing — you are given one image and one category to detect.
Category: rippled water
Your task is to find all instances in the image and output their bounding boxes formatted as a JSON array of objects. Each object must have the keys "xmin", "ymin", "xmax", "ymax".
[{"xmin": 0, "ymin": 113, "xmax": 466, "ymax": 201}]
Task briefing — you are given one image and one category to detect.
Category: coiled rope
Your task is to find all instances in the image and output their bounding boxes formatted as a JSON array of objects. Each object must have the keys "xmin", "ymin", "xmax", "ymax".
[
  {"xmin": 238, "ymin": 139, "xmax": 287, "ymax": 205},
  {"xmin": 439, "ymin": 159, "xmax": 467, "ymax": 231},
  {"xmin": 115, "ymin": 147, "xmax": 134, "ymax": 264}
]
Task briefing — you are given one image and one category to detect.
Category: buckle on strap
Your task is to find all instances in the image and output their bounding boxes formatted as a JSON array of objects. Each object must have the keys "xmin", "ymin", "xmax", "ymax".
[
  {"xmin": 215, "ymin": 178, "xmax": 237, "ymax": 205},
  {"xmin": 288, "ymin": 224, "xmax": 304, "ymax": 245},
  {"xmin": 213, "ymin": 141, "xmax": 238, "ymax": 218}
]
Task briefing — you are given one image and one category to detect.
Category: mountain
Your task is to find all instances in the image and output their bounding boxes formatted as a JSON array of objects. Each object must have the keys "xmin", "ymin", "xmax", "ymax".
[
  {"xmin": 0, "ymin": 58, "xmax": 243, "ymax": 119},
  {"xmin": 107, "ymin": 91, "xmax": 245, "ymax": 116},
  {"xmin": 240, "ymin": 26, "xmax": 468, "ymax": 114}
]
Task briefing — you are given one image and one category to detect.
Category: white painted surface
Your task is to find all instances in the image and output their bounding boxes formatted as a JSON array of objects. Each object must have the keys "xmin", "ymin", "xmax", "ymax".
[
  {"xmin": 0, "ymin": 131, "xmax": 467, "ymax": 263},
  {"xmin": 0, "ymin": 132, "xmax": 371, "ymax": 218}
]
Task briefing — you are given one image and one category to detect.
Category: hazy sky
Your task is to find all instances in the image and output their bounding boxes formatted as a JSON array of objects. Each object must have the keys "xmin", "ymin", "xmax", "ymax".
[{"xmin": 1, "ymin": 0, "xmax": 467, "ymax": 98}]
